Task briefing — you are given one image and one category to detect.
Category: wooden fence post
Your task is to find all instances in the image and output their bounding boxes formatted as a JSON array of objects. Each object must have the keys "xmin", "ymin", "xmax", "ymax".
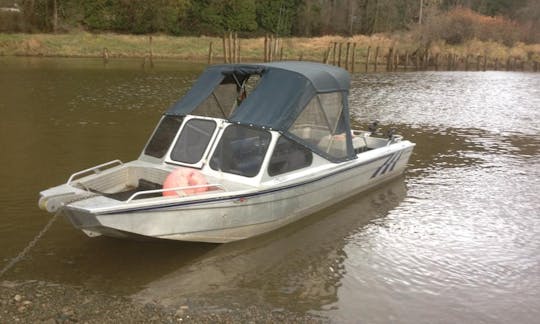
[
  {"xmin": 405, "ymin": 51, "xmax": 409, "ymax": 70},
  {"xmin": 102, "ymin": 47, "xmax": 109, "ymax": 64},
  {"xmin": 394, "ymin": 49, "xmax": 399, "ymax": 71},
  {"xmin": 273, "ymin": 36, "xmax": 279, "ymax": 60},
  {"xmin": 238, "ymin": 34, "xmax": 242, "ymax": 63},
  {"xmin": 222, "ymin": 34, "xmax": 228, "ymax": 63},
  {"xmin": 232, "ymin": 32, "xmax": 237, "ymax": 63},
  {"xmin": 148, "ymin": 36, "xmax": 154, "ymax": 68},
  {"xmin": 345, "ymin": 42, "xmax": 351, "ymax": 71},
  {"xmin": 207, "ymin": 42, "xmax": 213, "ymax": 65},
  {"xmin": 386, "ymin": 47, "xmax": 393, "ymax": 71},
  {"xmin": 351, "ymin": 43, "xmax": 357, "ymax": 73},
  {"xmin": 323, "ymin": 47, "xmax": 330, "ymax": 64},
  {"xmin": 228, "ymin": 32, "xmax": 233, "ymax": 63},
  {"xmin": 365, "ymin": 46, "xmax": 371, "ymax": 72},
  {"xmin": 373, "ymin": 46, "xmax": 379, "ymax": 72},
  {"xmin": 337, "ymin": 43, "xmax": 343, "ymax": 67},
  {"xmin": 332, "ymin": 42, "xmax": 337, "ymax": 65},
  {"xmin": 268, "ymin": 35, "xmax": 273, "ymax": 62},
  {"xmin": 264, "ymin": 34, "xmax": 268, "ymax": 62}
]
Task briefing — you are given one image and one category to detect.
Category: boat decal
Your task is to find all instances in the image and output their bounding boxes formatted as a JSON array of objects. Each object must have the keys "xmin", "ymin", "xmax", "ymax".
[
  {"xmin": 98, "ymin": 149, "xmax": 410, "ymax": 215},
  {"xmin": 387, "ymin": 151, "xmax": 403, "ymax": 173},
  {"xmin": 371, "ymin": 152, "xmax": 400, "ymax": 178}
]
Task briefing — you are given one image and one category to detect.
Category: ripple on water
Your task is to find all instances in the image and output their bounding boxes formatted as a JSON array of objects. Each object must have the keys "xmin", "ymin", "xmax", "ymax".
[
  {"xmin": 330, "ymin": 155, "xmax": 540, "ymax": 323},
  {"xmin": 2, "ymin": 60, "xmax": 540, "ymax": 323},
  {"xmin": 350, "ymin": 72, "xmax": 540, "ymax": 135}
]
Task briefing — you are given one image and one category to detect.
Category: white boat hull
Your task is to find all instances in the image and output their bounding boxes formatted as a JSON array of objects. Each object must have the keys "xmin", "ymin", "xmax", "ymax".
[{"xmin": 61, "ymin": 144, "xmax": 414, "ymax": 243}]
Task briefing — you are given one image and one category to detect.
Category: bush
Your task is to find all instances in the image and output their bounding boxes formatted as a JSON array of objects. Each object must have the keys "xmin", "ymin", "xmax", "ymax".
[{"xmin": 418, "ymin": 7, "xmax": 522, "ymax": 46}]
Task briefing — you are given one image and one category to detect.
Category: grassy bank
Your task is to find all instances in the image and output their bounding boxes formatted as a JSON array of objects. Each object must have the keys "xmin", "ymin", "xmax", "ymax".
[{"xmin": 1, "ymin": 32, "xmax": 539, "ymax": 70}]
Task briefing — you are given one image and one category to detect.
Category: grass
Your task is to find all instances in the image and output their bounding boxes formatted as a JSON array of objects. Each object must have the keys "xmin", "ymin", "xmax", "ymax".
[{"xmin": 0, "ymin": 31, "xmax": 539, "ymax": 67}]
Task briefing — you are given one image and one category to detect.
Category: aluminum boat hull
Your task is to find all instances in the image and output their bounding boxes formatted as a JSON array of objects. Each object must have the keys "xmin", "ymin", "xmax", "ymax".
[{"xmin": 58, "ymin": 143, "xmax": 413, "ymax": 243}]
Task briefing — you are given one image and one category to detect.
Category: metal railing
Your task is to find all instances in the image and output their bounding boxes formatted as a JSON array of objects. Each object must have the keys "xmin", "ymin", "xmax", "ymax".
[
  {"xmin": 125, "ymin": 183, "xmax": 226, "ymax": 203},
  {"xmin": 66, "ymin": 160, "xmax": 123, "ymax": 185}
]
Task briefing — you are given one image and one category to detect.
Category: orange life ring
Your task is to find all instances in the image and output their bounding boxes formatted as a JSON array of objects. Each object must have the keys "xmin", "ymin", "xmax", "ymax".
[{"xmin": 163, "ymin": 167, "xmax": 208, "ymax": 197}]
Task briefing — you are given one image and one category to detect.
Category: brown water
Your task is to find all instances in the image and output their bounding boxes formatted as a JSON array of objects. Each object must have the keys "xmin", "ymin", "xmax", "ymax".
[{"xmin": 1, "ymin": 57, "xmax": 539, "ymax": 323}]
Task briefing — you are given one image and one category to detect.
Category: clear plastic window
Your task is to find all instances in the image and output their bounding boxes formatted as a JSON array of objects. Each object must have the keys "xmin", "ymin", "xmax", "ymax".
[
  {"xmin": 170, "ymin": 119, "xmax": 217, "ymax": 164},
  {"xmin": 210, "ymin": 125, "xmax": 271, "ymax": 177},
  {"xmin": 268, "ymin": 136, "xmax": 312, "ymax": 176},
  {"xmin": 144, "ymin": 116, "xmax": 184, "ymax": 158},
  {"xmin": 288, "ymin": 92, "xmax": 347, "ymax": 159},
  {"xmin": 319, "ymin": 92, "xmax": 343, "ymax": 132},
  {"xmin": 192, "ymin": 82, "xmax": 237, "ymax": 119},
  {"xmin": 191, "ymin": 74, "xmax": 261, "ymax": 119},
  {"xmin": 289, "ymin": 96, "xmax": 332, "ymax": 146}
]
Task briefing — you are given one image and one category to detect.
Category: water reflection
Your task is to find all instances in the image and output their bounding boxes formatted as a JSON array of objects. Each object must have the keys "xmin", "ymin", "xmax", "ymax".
[
  {"xmin": 134, "ymin": 178, "xmax": 407, "ymax": 311},
  {"xmin": 326, "ymin": 157, "xmax": 540, "ymax": 323}
]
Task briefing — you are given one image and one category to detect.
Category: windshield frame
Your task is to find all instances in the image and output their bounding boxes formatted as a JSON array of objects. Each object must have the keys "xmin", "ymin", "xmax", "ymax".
[
  {"xmin": 164, "ymin": 116, "xmax": 221, "ymax": 169},
  {"xmin": 208, "ymin": 124, "xmax": 272, "ymax": 178}
]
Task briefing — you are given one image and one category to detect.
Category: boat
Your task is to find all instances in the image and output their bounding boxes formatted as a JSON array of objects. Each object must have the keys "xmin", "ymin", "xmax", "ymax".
[{"xmin": 38, "ymin": 61, "xmax": 415, "ymax": 243}]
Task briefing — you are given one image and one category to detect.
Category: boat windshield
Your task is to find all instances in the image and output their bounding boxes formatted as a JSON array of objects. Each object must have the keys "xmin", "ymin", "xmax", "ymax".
[
  {"xmin": 170, "ymin": 118, "xmax": 217, "ymax": 164},
  {"xmin": 210, "ymin": 124, "xmax": 271, "ymax": 177},
  {"xmin": 144, "ymin": 116, "xmax": 184, "ymax": 158}
]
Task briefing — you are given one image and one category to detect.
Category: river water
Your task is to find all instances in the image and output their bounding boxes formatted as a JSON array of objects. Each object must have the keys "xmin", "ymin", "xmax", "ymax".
[{"xmin": 1, "ymin": 57, "xmax": 539, "ymax": 323}]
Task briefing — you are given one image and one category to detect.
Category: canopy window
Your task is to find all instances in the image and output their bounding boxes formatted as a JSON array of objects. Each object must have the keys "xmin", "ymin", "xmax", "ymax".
[
  {"xmin": 289, "ymin": 92, "xmax": 349, "ymax": 161},
  {"xmin": 268, "ymin": 136, "xmax": 313, "ymax": 176},
  {"xmin": 167, "ymin": 65, "xmax": 265, "ymax": 118},
  {"xmin": 191, "ymin": 74, "xmax": 260, "ymax": 119}
]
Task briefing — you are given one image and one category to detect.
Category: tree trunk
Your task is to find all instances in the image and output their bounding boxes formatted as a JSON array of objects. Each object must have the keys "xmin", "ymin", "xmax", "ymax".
[{"xmin": 52, "ymin": 0, "xmax": 58, "ymax": 33}]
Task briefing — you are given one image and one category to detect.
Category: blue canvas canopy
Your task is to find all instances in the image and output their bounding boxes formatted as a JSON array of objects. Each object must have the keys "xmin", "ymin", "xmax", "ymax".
[{"xmin": 165, "ymin": 61, "xmax": 355, "ymax": 161}]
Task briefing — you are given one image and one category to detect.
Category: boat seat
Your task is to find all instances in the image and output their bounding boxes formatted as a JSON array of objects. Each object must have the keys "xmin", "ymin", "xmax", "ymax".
[
  {"xmin": 99, "ymin": 179, "xmax": 162, "ymax": 201},
  {"xmin": 352, "ymin": 136, "xmax": 367, "ymax": 151}
]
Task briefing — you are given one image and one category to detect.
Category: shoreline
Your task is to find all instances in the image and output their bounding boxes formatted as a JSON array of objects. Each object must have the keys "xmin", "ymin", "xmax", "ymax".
[
  {"xmin": 1, "ymin": 32, "xmax": 539, "ymax": 72},
  {"xmin": 0, "ymin": 280, "xmax": 326, "ymax": 323}
]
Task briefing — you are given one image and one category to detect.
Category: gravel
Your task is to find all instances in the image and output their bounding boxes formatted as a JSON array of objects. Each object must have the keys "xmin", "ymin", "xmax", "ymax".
[{"xmin": 1, "ymin": 280, "xmax": 327, "ymax": 323}]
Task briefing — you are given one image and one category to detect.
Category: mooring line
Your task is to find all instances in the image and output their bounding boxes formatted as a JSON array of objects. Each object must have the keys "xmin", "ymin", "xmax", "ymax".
[
  {"xmin": 0, "ymin": 211, "xmax": 61, "ymax": 278},
  {"xmin": 0, "ymin": 193, "xmax": 98, "ymax": 278}
]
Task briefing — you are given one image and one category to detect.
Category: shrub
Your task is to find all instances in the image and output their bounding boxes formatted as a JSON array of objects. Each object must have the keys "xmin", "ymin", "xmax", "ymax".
[{"xmin": 417, "ymin": 7, "xmax": 522, "ymax": 46}]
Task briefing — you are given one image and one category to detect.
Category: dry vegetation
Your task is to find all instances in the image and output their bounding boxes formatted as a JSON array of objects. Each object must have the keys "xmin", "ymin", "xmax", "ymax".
[{"xmin": 0, "ymin": 29, "xmax": 539, "ymax": 71}]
